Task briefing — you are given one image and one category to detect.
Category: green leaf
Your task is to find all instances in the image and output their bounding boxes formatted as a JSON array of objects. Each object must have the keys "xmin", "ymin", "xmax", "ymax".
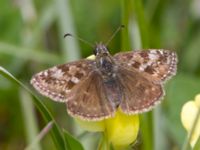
[
  {"xmin": 0, "ymin": 42, "xmax": 60, "ymax": 64},
  {"xmin": 63, "ymin": 130, "xmax": 84, "ymax": 150},
  {"xmin": 0, "ymin": 66, "xmax": 65, "ymax": 150}
]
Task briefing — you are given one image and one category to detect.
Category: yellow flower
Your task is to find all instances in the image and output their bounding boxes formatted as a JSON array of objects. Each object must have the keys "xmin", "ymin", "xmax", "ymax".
[
  {"xmin": 104, "ymin": 110, "xmax": 139, "ymax": 149},
  {"xmin": 86, "ymin": 55, "xmax": 96, "ymax": 60},
  {"xmin": 75, "ymin": 55, "xmax": 140, "ymax": 149},
  {"xmin": 76, "ymin": 110, "xmax": 139, "ymax": 149},
  {"xmin": 181, "ymin": 94, "xmax": 200, "ymax": 147}
]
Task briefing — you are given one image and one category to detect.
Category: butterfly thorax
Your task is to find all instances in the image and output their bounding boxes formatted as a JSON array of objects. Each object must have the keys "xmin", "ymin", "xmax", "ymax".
[{"xmin": 94, "ymin": 43, "xmax": 117, "ymax": 81}]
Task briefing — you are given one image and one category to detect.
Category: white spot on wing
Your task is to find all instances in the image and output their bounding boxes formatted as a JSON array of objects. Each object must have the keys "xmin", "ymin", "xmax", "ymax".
[
  {"xmin": 51, "ymin": 68, "xmax": 64, "ymax": 79},
  {"xmin": 139, "ymin": 61, "xmax": 153, "ymax": 71},
  {"xmin": 43, "ymin": 71, "xmax": 48, "ymax": 76},
  {"xmin": 149, "ymin": 53, "xmax": 158, "ymax": 60},
  {"xmin": 71, "ymin": 76, "xmax": 79, "ymax": 83}
]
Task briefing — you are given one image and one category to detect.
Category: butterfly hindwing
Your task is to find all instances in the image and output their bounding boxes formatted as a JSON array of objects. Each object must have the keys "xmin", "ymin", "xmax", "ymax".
[
  {"xmin": 66, "ymin": 71, "xmax": 116, "ymax": 121},
  {"xmin": 114, "ymin": 49, "xmax": 177, "ymax": 82},
  {"xmin": 31, "ymin": 59, "xmax": 94, "ymax": 102},
  {"xmin": 117, "ymin": 66, "xmax": 164, "ymax": 114}
]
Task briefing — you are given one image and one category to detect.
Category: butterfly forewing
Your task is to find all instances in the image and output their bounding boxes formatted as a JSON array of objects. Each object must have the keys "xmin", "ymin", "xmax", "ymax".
[
  {"xmin": 114, "ymin": 49, "xmax": 177, "ymax": 82},
  {"xmin": 31, "ymin": 59, "xmax": 94, "ymax": 102},
  {"xmin": 66, "ymin": 71, "xmax": 116, "ymax": 121}
]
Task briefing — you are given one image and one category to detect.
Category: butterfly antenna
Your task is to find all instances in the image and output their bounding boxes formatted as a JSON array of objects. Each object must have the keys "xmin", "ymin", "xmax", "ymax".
[
  {"xmin": 105, "ymin": 25, "xmax": 125, "ymax": 46},
  {"xmin": 64, "ymin": 33, "xmax": 94, "ymax": 48}
]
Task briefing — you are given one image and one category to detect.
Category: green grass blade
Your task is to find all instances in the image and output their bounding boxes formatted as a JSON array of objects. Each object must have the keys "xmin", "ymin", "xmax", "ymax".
[
  {"xmin": 0, "ymin": 66, "xmax": 65, "ymax": 150},
  {"xmin": 133, "ymin": 0, "xmax": 149, "ymax": 48},
  {"xmin": 25, "ymin": 121, "xmax": 53, "ymax": 150},
  {"xmin": 55, "ymin": 0, "xmax": 80, "ymax": 61},
  {"xmin": 0, "ymin": 42, "xmax": 60, "ymax": 64},
  {"xmin": 63, "ymin": 130, "xmax": 84, "ymax": 150},
  {"xmin": 121, "ymin": 0, "xmax": 132, "ymax": 51},
  {"xmin": 20, "ymin": 89, "xmax": 42, "ymax": 150},
  {"xmin": 140, "ymin": 113, "xmax": 153, "ymax": 150},
  {"xmin": 194, "ymin": 136, "xmax": 200, "ymax": 150}
]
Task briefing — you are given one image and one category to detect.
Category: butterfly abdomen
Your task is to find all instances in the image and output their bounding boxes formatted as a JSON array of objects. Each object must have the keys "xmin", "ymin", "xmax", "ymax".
[{"xmin": 104, "ymin": 78, "xmax": 122, "ymax": 108}]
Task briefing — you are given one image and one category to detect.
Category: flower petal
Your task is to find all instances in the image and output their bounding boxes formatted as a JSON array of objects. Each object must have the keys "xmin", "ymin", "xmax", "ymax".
[
  {"xmin": 195, "ymin": 94, "xmax": 200, "ymax": 107},
  {"xmin": 75, "ymin": 118, "xmax": 105, "ymax": 132},
  {"xmin": 181, "ymin": 101, "xmax": 198, "ymax": 130},
  {"xmin": 181, "ymin": 95, "xmax": 200, "ymax": 147},
  {"xmin": 87, "ymin": 55, "xmax": 95, "ymax": 60},
  {"xmin": 105, "ymin": 110, "xmax": 139, "ymax": 148}
]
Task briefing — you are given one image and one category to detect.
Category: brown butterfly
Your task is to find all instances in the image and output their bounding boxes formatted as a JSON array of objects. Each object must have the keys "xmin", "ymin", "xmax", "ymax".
[{"xmin": 31, "ymin": 43, "xmax": 177, "ymax": 121}]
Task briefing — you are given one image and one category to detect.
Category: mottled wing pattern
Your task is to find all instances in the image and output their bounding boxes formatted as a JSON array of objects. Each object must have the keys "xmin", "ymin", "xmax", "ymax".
[
  {"xmin": 66, "ymin": 71, "xmax": 115, "ymax": 121},
  {"xmin": 117, "ymin": 67, "xmax": 164, "ymax": 114},
  {"xmin": 31, "ymin": 59, "xmax": 94, "ymax": 102},
  {"xmin": 114, "ymin": 49, "xmax": 177, "ymax": 82}
]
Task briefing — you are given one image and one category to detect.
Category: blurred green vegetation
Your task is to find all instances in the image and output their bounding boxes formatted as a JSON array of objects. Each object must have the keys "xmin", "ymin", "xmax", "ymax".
[{"xmin": 0, "ymin": 0, "xmax": 200, "ymax": 150}]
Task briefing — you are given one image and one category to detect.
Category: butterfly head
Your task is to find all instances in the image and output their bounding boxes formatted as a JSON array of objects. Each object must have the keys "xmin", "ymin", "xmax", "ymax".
[
  {"xmin": 94, "ymin": 42, "xmax": 109, "ymax": 56},
  {"xmin": 93, "ymin": 43, "xmax": 116, "ymax": 79}
]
